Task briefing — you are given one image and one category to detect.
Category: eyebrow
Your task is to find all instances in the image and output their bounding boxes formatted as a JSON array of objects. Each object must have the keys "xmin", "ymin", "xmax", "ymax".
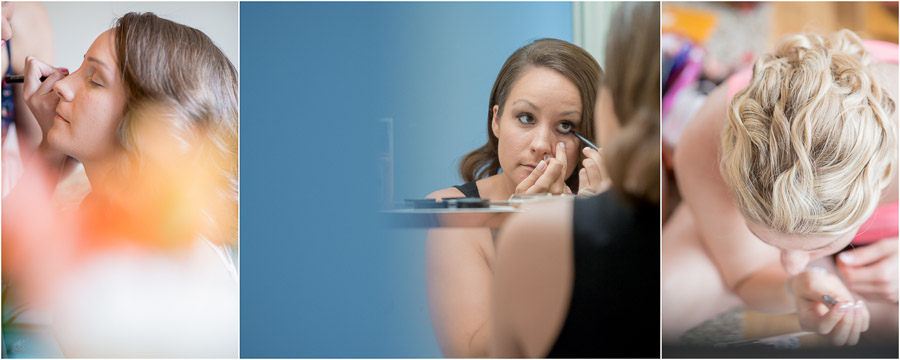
[
  {"xmin": 512, "ymin": 99, "xmax": 580, "ymax": 117},
  {"xmin": 512, "ymin": 99, "xmax": 537, "ymax": 110},
  {"xmin": 85, "ymin": 55, "xmax": 111, "ymax": 71}
]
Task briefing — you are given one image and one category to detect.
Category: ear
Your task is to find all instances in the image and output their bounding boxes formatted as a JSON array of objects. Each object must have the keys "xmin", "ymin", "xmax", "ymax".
[{"xmin": 491, "ymin": 105, "xmax": 500, "ymax": 138}]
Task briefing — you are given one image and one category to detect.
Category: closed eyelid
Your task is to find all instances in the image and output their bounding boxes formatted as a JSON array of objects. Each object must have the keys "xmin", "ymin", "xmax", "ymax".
[{"xmin": 810, "ymin": 240, "xmax": 839, "ymax": 251}]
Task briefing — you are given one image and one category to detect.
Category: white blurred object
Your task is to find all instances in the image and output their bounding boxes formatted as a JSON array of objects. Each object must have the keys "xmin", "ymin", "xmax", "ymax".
[
  {"xmin": 2, "ymin": 123, "xmax": 25, "ymax": 199},
  {"xmin": 50, "ymin": 238, "xmax": 239, "ymax": 358},
  {"xmin": 662, "ymin": 86, "xmax": 707, "ymax": 148}
]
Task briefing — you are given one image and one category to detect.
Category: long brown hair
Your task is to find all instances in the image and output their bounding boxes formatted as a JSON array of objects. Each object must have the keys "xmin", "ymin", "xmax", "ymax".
[
  {"xmin": 459, "ymin": 38, "xmax": 603, "ymax": 191},
  {"xmin": 108, "ymin": 12, "xmax": 239, "ymax": 247},
  {"xmin": 602, "ymin": 3, "xmax": 660, "ymax": 204}
]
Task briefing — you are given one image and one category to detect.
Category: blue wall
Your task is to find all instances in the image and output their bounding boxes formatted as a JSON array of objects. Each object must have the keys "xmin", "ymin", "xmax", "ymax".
[{"xmin": 240, "ymin": 2, "xmax": 572, "ymax": 357}]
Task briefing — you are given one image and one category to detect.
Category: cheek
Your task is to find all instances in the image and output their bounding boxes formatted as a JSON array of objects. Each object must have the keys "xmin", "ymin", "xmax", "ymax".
[
  {"xmin": 498, "ymin": 125, "xmax": 528, "ymax": 154},
  {"xmin": 76, "ymin": 94, "xmax": 122, "ymax": 145},
  {"xmin": 495, "ymin": 126, "xmax": 515, "ymax": 169}
]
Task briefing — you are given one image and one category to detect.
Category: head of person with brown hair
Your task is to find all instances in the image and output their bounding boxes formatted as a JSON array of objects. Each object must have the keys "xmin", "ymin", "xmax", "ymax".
[
  {"xmin": 50, "ymin": 12, "xmax": 238, "ymax": 247},
  {"xmin": 720, "ymin": 29, "xmax": 896, "ymax": 273},
  {"xmin": 596, "ymin": 2, "xmax": 661, "ymax": 204},
  {"xmin": 459, "ymin": 38, "xmax": 603, "ymax": 192}
]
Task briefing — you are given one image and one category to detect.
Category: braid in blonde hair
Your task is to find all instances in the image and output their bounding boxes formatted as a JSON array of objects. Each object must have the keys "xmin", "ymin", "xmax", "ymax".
[{"xmin": 721, "ymin": 29, "xmax": 896, "ymax": 236}]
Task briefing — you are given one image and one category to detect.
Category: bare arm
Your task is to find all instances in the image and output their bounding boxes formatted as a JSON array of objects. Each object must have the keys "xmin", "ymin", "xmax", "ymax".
[
  {"xmin": 674, "ymin": 84, "xmax": 791, "ymax": 312},
  {"xmin": 491, "ymin": 199, "xmax": 573, "ymax": 358},
  {"xmin": 425, "ymin": 187, "xmax": 494, "ymax": 357}
]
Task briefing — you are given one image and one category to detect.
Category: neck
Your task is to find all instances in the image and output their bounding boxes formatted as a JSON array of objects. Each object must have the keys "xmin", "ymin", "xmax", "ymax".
[{"xmin": 81, "ymin": 154, "xmax": 125, "ymax": 198}]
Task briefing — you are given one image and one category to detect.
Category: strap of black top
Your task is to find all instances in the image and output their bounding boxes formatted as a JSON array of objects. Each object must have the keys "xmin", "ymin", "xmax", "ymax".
[{"xmin": 452, "ymin": 181, "xmax": 481, "ymax": 198}]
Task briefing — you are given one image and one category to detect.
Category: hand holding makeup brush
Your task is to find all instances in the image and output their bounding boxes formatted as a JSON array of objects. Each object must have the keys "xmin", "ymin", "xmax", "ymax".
[
  {"xmin": 791, "ymin": 267, "xmax": 869, "ymax": 346},
  {"xmin": 577, "ymin": 147, "xmax": 610, "ymax": 196},
  {"xmin": 23, "ymin": 56, "xmax": 67, "ymax": 142}
]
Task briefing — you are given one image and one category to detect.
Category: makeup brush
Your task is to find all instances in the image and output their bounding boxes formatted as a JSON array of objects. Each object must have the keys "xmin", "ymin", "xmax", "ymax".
[
  {"xmin": 4, "ymin": 69, "xmax": 69, "ymax": 84},
  {"xmin": 571, "ymin": 130, "xmax": 599, "ymax": 151}
]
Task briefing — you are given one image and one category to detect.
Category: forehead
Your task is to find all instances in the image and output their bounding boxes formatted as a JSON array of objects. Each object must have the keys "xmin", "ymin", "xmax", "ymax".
[
  {"xmin": 86, "ymin": 29, "xmax": 118, "ymax": 65},
  {"xmin": 745, "ymin": 219, "xmax": 850, "ymax": 251},
  {"xmin": 508, "ymin": 67, "xmax": 581, "ymax": 108}
]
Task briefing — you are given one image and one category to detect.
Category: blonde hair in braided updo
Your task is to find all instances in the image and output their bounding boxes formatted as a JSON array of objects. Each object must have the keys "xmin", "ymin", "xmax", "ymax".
[{"xmin": 721, "ymin": 29, "xmax": 897, "ymax": 236}]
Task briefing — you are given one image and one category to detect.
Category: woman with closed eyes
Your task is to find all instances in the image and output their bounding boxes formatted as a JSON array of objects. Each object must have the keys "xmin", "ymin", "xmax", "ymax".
[{"xmin": 4, "ymin": 12, "xmax": 238, "ymax": 357}]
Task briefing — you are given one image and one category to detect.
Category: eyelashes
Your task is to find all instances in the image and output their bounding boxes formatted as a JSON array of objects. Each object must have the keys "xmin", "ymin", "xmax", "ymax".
[
  {"xmin": 556, "ymin": 121, "xmax": 575, "ymax": 134},
  {"xmin": 516, "ymin": 113, "xmax": 536, "ymax": 125},
  {"xmin": 516, "ymin": 113, "xmax": 576, "ymax": 135}
]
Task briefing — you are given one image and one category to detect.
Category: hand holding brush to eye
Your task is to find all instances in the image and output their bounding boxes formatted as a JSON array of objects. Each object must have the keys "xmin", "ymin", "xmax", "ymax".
[
  {"xmin": 23, "ymin": 56, "xmax": 67, "ymax": 142},
  {"xmin": 577, "ymin": 147, "xmax": 610, "ymax": 196}
]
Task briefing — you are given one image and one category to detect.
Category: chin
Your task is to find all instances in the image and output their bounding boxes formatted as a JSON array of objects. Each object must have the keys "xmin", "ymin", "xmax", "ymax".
[
  {"xmin": 46, "ymin": 128, "xmax": 63, "ymax": 148},
  {"xmin": 517, "ymin": 172, "xmax": 529, "ymax": 183},
  {"xmin": 47, "ymin": 132, "xmax": 76, "ymax": 158}
]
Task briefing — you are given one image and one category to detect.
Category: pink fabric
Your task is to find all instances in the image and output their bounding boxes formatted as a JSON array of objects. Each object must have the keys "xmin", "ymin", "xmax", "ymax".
[
  {"xmin": 726, "ymin": 66, "xmax": 753, "ymax": 100},
  {"xmin": 726, "ymin": 40, "xmax": 899, "ymax": 100},
  {"xmin": 865, "ymin": 40, "xmax": 900, "ymax": 64},
  {"xmin": 852, "ymin": 202, "xmax": 899, "ymax": 245},
  {"xmin": 723, "ymin": 40, "xmax": 899, "ymax": 245}
]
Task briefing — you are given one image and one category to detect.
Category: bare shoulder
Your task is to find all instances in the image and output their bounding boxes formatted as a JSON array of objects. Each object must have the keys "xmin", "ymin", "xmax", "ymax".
[
  {"xmin": 675, "ymin": 84, "xmax": 728, "ymax": 172},
  {"xmin": 496, "ymin": 198, "xmax": 574, "ymax": 280},
  {"xmin": 500, "ymin": 199, "xmax": 573, "ymax": 247},
  {"xmin": 425, "ymin": 185, "xmax": 492, "ymax": 273},
  {"xmin": 492, "ymin": 198, "xmax": 574, "ymax": 357}
]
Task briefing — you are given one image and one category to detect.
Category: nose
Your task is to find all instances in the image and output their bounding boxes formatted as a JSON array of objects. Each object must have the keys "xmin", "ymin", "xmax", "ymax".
[
  {"xmin": 530, "ymin": 124, "xmax": 556, "ymax": 158},
  {"xmin": 53, "ymin": 75, "xmax": 74, "ymax": 102},
  {"xmin": 781, "ymin": 250, "xmax": 810, "ymax": 275}
]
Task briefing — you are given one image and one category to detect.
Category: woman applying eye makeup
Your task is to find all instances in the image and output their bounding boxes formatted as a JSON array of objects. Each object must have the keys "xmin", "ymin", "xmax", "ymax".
[
  {"xmin": 424, "ymin": 38, "xmax": 605, "ymax": 357},
  {"xmin": 3, "ymin": 12, "xmax": 238, "ymax": 357},
  {"xmin": 491, "ymin": 4, "xmax": 660, "ymax": 356}
]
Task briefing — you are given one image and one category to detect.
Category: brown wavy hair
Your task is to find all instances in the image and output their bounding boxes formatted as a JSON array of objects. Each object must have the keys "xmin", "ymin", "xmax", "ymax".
[
  {"xmin": 109, "ymin": 12, "xmax": 239, "ymax": 247},
  {"xmin": 602, "ymin": 2, "xmax": 660, "ymax": 204},
  {"xmin": 458, "ymin": 38, "xmax": 603, "ymax": 191}
]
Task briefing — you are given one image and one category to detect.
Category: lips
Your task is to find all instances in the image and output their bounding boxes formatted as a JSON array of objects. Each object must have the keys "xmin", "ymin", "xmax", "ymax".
[{"xmin": 55, "ymin": 112, "xmax": 71, "ymax": 124}]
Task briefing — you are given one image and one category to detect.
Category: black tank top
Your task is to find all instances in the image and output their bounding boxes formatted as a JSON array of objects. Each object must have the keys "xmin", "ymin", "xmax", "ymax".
[
  {"xmin": 452, "ymin": 181, "xmax": 481, "ymax": 198},
  {"xmin": 546, "ymin": 192, "xmax": 660, "ymax": 358}
]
